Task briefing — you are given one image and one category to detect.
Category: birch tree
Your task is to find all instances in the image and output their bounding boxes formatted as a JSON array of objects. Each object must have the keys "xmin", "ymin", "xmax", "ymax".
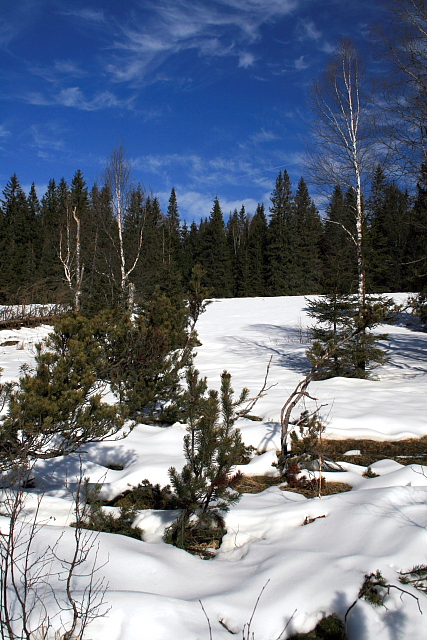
[
  {"xmin": 306, "ymin": 40, "xmax": 373, "ymax": 312},
  {"xmin": 59, "ymin": 206, "xmax": 84, "ymax": 313},
  {"xmin": 104, "ymin": 143, "xmax": 143, "ymax": 309}
]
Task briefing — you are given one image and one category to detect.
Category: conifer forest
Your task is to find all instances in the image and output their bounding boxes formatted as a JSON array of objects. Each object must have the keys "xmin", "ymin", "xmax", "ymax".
[{"xmin": 1, "ymin": 164, "xmax": 426, "ymax": 311}]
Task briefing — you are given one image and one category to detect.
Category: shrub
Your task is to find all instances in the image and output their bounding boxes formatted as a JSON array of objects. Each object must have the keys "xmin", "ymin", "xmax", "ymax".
[
  {"xmin": 74, "ymin": 482, "xmax": 143, "ymax": 541},
  {"xmin": 112, "ymin": 480, "xmax": 179, "ymax": 510}
]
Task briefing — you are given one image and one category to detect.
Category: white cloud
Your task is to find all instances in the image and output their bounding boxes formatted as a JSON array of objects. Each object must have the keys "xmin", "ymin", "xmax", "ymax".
[
  {"xmin": 320, "ymin": 41, "xmax": 335, "ymax": 54},
  {"xmin": 294, "ymin": 55, "xmax": 309, "ymax": 70},
  {"xmin": 238, "ymin": 51, "xmax": 256, "ymax": 68},
  {"xmin": 28, "ymin": 122, "xmax": 65, "ymax": 160},
  {"xmin": 0, "ymin": 20, "xmax": 15, "ymax": 47},
  {"xmin": 158, "ymin": 188, "xmax": 260, "ymax": 221}
]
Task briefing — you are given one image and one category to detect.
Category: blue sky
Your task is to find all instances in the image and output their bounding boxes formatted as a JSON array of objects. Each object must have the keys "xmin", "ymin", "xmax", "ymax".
[{"xmin": 1, "ymin": 0, "xmax": 386, "ymax": 221}]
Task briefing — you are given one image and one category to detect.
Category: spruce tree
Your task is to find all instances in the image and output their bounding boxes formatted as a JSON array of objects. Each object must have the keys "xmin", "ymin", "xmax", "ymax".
[
  {"xmin": 181, "ymin": 221, "xmax": 201, "ymax": 285},
  {"xmin": 198, "ymin": 197, "xmax": 232, "ymax": 297},
  {"xmin": 39, "ymin": 179, "xmax": 65, "ymax": 296},
  {"xmin": 122, "ymin": 185, "xmax": 148, "ymax": 301},
  {"xmin": 293, "ymin": 178, "xmax": 323, "ymax": 294},
  {"xmin": 159, "ymin": 188, "xmax": 184, "ymax": 299},
  {"xmin": 85, "ymin": 182, "xmax": 120, "ymax": 312},
  {"xmin": 408, "ymin": 162, "xmax": 427, "ymax": 292},
  {"xmin": 164, "ymin": 188, "xmax": 182, "ymax": 266},
  {"xmin": 246, "ymin": 203, "xmax": 268, "ymax": 296},
  {"xmin": 267, "ymin": 170, "xmax": 296, "ymax": 295},
  {"xmin": 227, "ymin": 206, "xmax": 249, "ymax": 296},
  {"xmin": 306, "ymin": 294, "xmax": 395, "ymax": 379},
  {"xmin": 0, "ymin": 175, "xmax": 39, "ymax": 300}
]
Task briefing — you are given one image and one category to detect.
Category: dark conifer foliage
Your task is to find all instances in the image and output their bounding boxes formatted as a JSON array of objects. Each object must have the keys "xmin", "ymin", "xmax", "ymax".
[
  {"xmin": 0, "ymin": 175, "xmax": 40, "ymax": 300},
  {"xmin": 267, "ymin": 170, "xmax": 296, "ymax": 295},
  {"xmin": 198, "ymin": 197, "xmax": 233, "ymax": 297},
  {"xmin": 227, "ymin": 206, "xmax": 249, "ymax": 296},
  {"xmin": 293, "ymin": 177, "xmax": 323, "ymax": 294},
  {"xmin": 408, "ymin": 162, "xmax": 427, "ymax": 292},
  {"xmin": 159, "ymin": 188, "xmax": 185, "ymax": 299},
  {"xmin": 85, "ymin": 182, "xmax": 120, "ymax": 312},
  {"xmin": 39, "ymin": 178, "xmax": 65, "ymax": 296},
  {"xmin": 1, "ymin": 167, "xmax": 425, "ymax": 309},
  {"xmin": 245, "ymin": 203, "xmax": 268, "ymax": 297},
  {"xmin": 181, "ymin": 221, "xmax": 200, "ymax": 286},
  {"xmin": 322, "ymin": 186, "xmax": 358, "ymax": 295},
  {"xmin": 367, "ymin": 166, "xmax": 412, "ymax": 292},
  {"xmin": 306, "ymin": 293, "xmax": 394, "ymax": 379},
  {"xmin": 164, "ymin": 188, "xmax": 181, "ymax": 266}
]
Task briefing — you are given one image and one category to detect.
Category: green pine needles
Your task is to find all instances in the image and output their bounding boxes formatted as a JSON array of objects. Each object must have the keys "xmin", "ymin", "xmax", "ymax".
[
  {"xmin": 0, "ymin": 297, "xmax": 196, "ymax": 471},
  {"xmin": 1, "ymin": 314, "xmax": 125, "ymax": 470},
  {"xmin": 305, "ymin": 293, "xmax": 397, "ymax": 379},
  {"xmin": 164, "ymin": 368, "xmax": 249, "ymax": 557}
]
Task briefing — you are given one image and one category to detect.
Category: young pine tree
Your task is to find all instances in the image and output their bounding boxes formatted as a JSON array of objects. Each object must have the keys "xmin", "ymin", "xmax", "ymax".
[
  {"xmin": 1, "ymin": 314, "xmax": 124, "ymax": 470},
  {"xmin": 164, "ymin": 368, "xmax": 248, "ymax": 555}
]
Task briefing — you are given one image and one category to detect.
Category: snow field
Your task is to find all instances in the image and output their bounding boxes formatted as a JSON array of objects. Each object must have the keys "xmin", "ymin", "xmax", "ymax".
[{"xmin": 0, "ymin": 295, "xmax": 427, "ymax": 639}]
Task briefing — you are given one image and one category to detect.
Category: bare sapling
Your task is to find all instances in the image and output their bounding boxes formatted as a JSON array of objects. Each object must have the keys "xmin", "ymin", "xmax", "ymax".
[{"xmin": 0, "ymin": 462, "xmax": 109, "ymax": 640}]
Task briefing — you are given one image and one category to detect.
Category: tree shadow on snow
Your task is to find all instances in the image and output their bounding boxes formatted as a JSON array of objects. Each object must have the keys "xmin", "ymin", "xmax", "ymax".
[
  {"xmin": 383, "ymin": 331, "xmax": 427, "ymax": 374},
  {"xmin": 256, "ymin": 421, "xmax": 281, "ymax": 453},
  {"xmin": 222, "ymin": 323, "xmax": 312, "ymax": 375},
  {"xmin": 32, "ymin": 444, "xmax": 139, "ymax": 493},
  {"xmin": 331, "ymin": 590, "xmax": 370, "ymax": 640}
]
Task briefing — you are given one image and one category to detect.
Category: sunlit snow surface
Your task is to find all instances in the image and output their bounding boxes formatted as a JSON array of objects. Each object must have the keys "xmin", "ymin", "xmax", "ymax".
[{"xmin": 1, "ymin": 296, "xmax": 427, "ymax": 639}]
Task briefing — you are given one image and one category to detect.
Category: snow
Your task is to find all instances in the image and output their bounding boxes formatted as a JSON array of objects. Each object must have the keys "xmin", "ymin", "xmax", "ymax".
[{"xmin": 1, "ymin": 295, "xmax": 427, "ymax": 639}]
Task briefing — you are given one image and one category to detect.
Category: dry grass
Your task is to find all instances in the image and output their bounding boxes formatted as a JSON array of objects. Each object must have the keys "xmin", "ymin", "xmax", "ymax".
[
  {"xmin": 235, "ymin": 475, "xmax": 283, "ymax": 494},
  {"xmin": 235, "ymin": 474, "xmax": 352, "ymax": 498},
  {"xmin": 281, "ymin": 481, "xmax": 352, "ymax": 499},
  {"xmin": 322, "ymin": 437, "xmax": 427, "ymax": 467}
]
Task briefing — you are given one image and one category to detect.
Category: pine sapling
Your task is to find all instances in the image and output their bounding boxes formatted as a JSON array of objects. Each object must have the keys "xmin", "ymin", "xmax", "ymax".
[{"xmin": 164, "ymin": 368, "xmax": 249, "ymax": 556}]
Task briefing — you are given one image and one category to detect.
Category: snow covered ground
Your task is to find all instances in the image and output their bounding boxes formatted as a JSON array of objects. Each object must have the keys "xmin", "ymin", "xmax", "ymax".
[{"xmin": 1, "ymin": 295, "xmax": 427, "ymax": 639}]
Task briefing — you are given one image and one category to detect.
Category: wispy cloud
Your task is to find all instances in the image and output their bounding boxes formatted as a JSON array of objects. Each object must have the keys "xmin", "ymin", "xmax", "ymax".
[
  {"xmin": 30, "ymin": 60, "xmax": 87, "ymax": 82},
  {"xmin": 0, "ymin": 0, "xmax": 40, "ymax": 47},
  {"xmin": 0, "ymin": 124, "xmax": 11, "ymax": 138},
  {"xmin": 105, "ymin": 0, "xmax": 298, "ymax": 83},
  {"xmin": 297, "ymin": 19, "xmax": 322, "ymax": 41},
  {"xmin": 132, "ymin": 149, "xmax": 301, "ymax": 198},
  {"xmin": 0, "ymin": 19, "xmax": 16, "ymax": 47},
  {"xmin": 26, "ymin": 87, "xmax": 133, "ymax": 111},
  {"xmin": 28, "ymin": 122, "xmax": 65, "ymax": 159},
  {"xmin": 62, "ymin": 8, "xmax": 106, "ymax": 24},
  {"xmin": 250, "ymin": 128, "xmax": 279, "ymax": 143}
]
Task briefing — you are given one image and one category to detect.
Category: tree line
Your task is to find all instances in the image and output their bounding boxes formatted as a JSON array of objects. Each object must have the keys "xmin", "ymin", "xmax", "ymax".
[{"xmin": 1, "ymin": 163, "xmax": 426, "ymax": 311}]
